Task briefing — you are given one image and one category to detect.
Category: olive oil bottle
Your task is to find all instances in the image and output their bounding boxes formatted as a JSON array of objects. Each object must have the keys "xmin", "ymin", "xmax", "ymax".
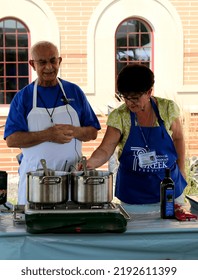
[{"xmin": 160, "ymin": 168, "xmax": 175, "ymax": 219}]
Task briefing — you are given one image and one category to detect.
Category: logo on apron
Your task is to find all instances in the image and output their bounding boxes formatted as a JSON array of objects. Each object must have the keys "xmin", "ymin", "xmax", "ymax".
[{"xmin": 130, "ymin": 146, "xmax": 169, "ymax": 172}]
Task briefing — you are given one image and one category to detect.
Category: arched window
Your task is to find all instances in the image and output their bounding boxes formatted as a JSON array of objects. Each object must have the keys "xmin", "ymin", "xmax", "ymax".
[
  {"xmin": 0, "ymin": 18, "xmax": 30, "ymax": 104},
  {"xmin": 115, "ymin": 18, "xmax": 153, "ymax": 87}
]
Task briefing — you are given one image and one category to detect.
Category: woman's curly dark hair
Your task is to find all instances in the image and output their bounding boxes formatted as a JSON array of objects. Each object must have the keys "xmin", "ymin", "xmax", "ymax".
[{"xmin": 117, "ymin": 63, "xmax": 155, "ymax": 94}]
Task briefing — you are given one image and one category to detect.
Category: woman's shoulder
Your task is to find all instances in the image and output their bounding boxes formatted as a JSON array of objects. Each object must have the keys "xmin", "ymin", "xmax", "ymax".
[
  {"xmin": 154, "ymin": 96, "xmax": 180, "ymax": 115},
  {"xmin": 108, "ymin": 103, "xmax": 129, "ymax": 118},
  {"xmin": 107, "ymin": 104, "xmax": 130, "ymax": 129},
  {"xmin": 154, "ymin": 96, "xmax": 177, "ymax": 106},
  {"xmin": 111, "ymin": 103, "xmax": 129, "ymax": 112},
  {"xmin": 154, "ymin": 96, "xmax": 180, "ymax": 128}
]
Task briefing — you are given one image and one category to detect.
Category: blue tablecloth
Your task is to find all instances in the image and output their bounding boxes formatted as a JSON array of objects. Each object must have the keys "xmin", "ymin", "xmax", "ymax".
[{"xmin": 1, "ymin": 203, "xmax": 198, "ymax": 260}]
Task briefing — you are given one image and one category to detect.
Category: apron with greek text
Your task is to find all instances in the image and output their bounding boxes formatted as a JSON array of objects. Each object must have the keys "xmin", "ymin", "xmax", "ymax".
[
  {"xmin": 115, "ymin": 99, "xmax": 187, "ymax": 204},
  {"xmin": 18, "ymin": 79, "xmax": 82, "ymax": 204}
]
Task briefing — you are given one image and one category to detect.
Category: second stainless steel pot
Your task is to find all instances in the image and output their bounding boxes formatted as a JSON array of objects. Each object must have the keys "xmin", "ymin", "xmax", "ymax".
[
  {"xmin": 71, "ymin": 170, "xmax": 113, "ymax": 204},
  {"xmin": 27, "ymin": 170, "xmax": 70, "ymax": 204}
]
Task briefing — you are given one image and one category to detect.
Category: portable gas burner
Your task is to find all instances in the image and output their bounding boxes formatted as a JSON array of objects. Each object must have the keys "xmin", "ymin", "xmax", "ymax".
[
  {"xmin": 24, "ymin": 201, "xmax": 130, "ymax": 234},
  {"xmin": 15, "ymin": 166, "xmax": 130, "ymax": 234}
]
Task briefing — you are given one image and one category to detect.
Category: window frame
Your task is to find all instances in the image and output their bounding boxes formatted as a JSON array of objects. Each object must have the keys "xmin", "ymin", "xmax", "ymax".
[
  {"xmin": 115, "ymin": 17, "xmax": 154, "ymax": 93},
  {"xmin": 0, "ymin": 17, "xmax": 31, "ymax": 105}
]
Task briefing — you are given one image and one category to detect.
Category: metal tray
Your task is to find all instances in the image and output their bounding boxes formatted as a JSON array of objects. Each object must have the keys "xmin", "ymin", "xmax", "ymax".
[{"xmin": 186, "ymin": 195, "xmax": 198, "ymax": 210}]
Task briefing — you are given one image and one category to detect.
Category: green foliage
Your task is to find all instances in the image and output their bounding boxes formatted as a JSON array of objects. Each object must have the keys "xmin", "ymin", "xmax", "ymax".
[{"xmin": 184, "ymin": 157, "xmax": 198, "ymax": 196}]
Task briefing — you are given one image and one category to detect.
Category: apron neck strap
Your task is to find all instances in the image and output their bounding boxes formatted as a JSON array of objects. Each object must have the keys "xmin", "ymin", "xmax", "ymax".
[
  {"xmin": 150, "ymin": 97, "xmax": 164, "ymax": 126},
  {"xmin": 33, "ymin": 78, "xmax": 69, "ymax": 107}
]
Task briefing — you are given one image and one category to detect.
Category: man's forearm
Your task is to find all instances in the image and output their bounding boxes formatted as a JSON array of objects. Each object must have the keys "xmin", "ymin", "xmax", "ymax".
[
  {"xmin": 6, "ymin": 125, "xmax": 98, "ymax": 148},
  {"xmin": 6, "ymin": 130, "xmax": 52, "ymax": 148},
  {"xmin": 73, "ymin": 126, "xmax": 98, "ymax": 142}
]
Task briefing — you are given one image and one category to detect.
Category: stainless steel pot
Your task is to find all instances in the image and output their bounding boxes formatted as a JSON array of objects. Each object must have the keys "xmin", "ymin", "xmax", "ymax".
[
  {"xmin": 71, "ymin": 170, "xmax": 113, "ymax": 204},
  {"xmin": 27, "ymin": 170, "xmax": 70, "ymax": 204}
]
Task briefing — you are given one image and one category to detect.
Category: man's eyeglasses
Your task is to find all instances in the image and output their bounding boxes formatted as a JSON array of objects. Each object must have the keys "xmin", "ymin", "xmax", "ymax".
[{"xmin": 30, "ymin": 57, "xmax": 60, "ymax": 67}]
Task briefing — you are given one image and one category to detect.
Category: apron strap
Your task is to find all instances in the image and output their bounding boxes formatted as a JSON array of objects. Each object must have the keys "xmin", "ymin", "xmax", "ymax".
[
  {"xmin": 33, "ymin": 79, "xmax": 38, "ymax": 108},
  {"xmin": 150, "ymin": 97, "xmax": 164, "ymax": 126},
  {"xmin": 33, "ymin": 78, "xmax": 69, "ymax": 108}
]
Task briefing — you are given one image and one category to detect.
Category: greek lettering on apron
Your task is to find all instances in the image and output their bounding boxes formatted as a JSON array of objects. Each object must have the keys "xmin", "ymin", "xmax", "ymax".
[{"xmin": 115, "ymin": 98, "xmax": 187, "ymax": 204}]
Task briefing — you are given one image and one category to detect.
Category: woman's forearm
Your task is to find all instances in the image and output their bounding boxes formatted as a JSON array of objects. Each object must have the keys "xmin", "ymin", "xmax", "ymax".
[{"xmin": 173, "ymin": 137, "xmax": 186, "ymax": 178}]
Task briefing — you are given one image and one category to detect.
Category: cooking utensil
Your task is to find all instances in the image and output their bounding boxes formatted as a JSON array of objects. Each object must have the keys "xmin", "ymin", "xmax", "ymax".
[
  {"xmin": 40, "ymin": 159, "xmax": 49, "ymax": 176},
  {"xmin": 71, "ymin": 170, "xmax": 113, "ymax": 204},
  {"xmin": 81, "ymin": 156, "xmax": 87, "ymax": 176},
  {"xmin": 26, "ymin": 170, "xmax": 70, "ymax": 203}
]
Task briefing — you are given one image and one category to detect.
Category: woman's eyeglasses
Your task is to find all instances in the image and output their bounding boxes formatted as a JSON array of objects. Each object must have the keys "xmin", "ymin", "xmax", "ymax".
[{"xmin": 117, "ymin": 92, "xmax": 146, "ymax": 103}]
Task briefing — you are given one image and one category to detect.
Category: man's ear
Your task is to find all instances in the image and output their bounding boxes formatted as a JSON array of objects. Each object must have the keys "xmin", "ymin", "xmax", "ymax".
[
  {"xmin": 58, "ymin": 57, "xmax": 62, "ymax": 65},
  {"xmin": 29, "ymin": 60, "xmax": 36, "ymax": 70}
]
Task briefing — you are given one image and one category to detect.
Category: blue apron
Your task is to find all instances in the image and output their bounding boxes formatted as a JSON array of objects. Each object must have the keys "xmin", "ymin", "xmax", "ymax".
[{"xmin": 115, "ymin": 98, "xmax": 187, "ymax": 204}]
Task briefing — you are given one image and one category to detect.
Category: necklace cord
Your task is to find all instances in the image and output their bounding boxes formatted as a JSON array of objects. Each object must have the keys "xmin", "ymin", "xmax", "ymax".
[
  {"xmin": 38, "ymin": 89, "xmax": 61, "ymax": 123},
  {"xmin": 37, "ymin": 82, "xmax": 81, "ymax": 167},
  {"xmin": 135, "ymin": 107, "xmax": 155, "ymax": 151}
]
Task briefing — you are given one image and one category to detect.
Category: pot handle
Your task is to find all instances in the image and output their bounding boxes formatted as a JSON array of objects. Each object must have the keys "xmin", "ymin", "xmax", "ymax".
[
  {"xmin": 40, "ymin": 176, "xmax": 61, "ymax": 185},
  {"xmin": 84, "ymin": 176, "xmax": 104, "ymax": 184}
]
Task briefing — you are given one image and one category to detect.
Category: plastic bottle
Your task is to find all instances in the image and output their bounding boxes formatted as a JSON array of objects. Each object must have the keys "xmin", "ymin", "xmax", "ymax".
[{"xmin": 160, "ymin": 168, "xmax": 175, "ymax": 219}]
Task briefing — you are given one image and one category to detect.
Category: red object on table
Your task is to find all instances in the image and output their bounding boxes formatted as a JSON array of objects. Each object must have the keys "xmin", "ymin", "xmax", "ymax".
[{"xmin": 174, "ymin": 204, "xmax": 198, "ymax": 221}]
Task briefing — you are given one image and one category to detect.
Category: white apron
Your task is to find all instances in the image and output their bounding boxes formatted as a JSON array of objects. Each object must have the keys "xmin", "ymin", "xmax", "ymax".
[{"xmin": 18, "ymin": 78, "xmax": 82, "ymax": 204}]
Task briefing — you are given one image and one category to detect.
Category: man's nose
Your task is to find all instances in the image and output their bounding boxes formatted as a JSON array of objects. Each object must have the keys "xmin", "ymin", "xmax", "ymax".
[{"xmin": 45, "ymin": 61, "xmax": 53, "ymax": 69}]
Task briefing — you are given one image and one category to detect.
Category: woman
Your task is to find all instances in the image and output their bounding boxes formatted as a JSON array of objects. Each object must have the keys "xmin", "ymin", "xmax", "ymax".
[{"xmin": 86, "ymin": 64, "xmax": 187, "ymax": 204}]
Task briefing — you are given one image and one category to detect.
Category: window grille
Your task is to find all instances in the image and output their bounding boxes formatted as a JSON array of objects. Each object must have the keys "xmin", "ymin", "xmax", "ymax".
[
  {"xmin": 0, "ymin": 18, "xmax": 30, "ymax": 104},
  {"xmin": 115, "ymin": 18, "xmax": 153, "ymax": 93}
]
